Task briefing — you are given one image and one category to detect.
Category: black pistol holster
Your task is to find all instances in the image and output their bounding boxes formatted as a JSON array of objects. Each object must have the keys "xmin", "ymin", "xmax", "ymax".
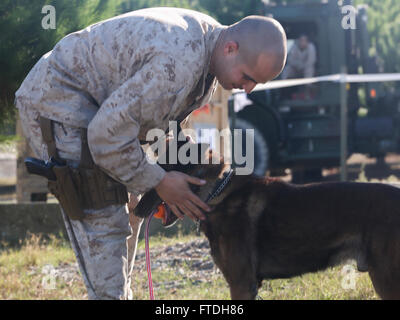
[{"xmin": 33, "ymin": 117, "xmax": 128, "ymax": 220}]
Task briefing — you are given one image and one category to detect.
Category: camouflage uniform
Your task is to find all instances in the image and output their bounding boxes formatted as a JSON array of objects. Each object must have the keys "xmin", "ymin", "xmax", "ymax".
[{"xmin": 15, "ymin": 7, "xmax": 224, "ymax": 299}]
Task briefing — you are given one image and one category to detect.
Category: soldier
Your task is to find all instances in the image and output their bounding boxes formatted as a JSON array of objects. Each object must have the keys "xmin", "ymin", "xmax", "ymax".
[
  {"xmin": 282, "ymin": 34, "xmax": 316, "ymax": 80},
  {"xmin": 15, "ymin": 7, "xmax": 287, "ymax": 299}
]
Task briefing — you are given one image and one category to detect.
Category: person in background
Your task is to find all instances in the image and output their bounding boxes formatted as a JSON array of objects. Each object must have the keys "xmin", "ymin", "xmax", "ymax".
[{"xmin": 281, "ymin": 34, "xmax": 316, "ymax": 99}]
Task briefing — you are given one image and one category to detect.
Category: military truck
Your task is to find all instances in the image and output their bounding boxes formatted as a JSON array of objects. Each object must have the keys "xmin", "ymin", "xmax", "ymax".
[{"xmin": 232, "ymin": 0, "xmax": 400, "ymax": 181}]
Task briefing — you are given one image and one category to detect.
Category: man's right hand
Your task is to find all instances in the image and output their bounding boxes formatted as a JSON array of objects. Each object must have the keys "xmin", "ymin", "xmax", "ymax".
[{"xmin": 155, "ymin": 171, "xmax": 210, "ymax": 221}]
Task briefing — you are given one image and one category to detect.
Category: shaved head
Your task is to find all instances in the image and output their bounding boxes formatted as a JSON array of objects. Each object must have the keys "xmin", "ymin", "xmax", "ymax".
[
  {"xmin": 228, "ymin": 16, "xmax": 287, "ymax": 74},
  {"xmin": 210, "ymin": 15, "xmax": 287, "ymax": 93}
]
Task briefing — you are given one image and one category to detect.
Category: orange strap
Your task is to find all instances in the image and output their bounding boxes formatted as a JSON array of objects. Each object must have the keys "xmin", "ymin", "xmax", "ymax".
[{"xmin": 153, "ymin": 203, "xmax": 166, "ymax": 220}]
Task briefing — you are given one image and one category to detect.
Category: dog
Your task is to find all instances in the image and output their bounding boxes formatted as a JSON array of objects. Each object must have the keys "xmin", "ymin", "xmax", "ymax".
[{"xmin": 135, "ymin": 149, "xmax": 400, "ymax": 300}]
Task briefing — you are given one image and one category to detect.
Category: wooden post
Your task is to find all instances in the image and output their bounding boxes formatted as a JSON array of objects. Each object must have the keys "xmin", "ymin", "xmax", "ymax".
[
  {"xmin": 182, "ymin": 85, "xmax": 231, "ymax": 159},
  {"xmin": 16, "ymin": 116, "xmax": 48, "ymax": 202},
  {"xmin": 340, "ymin": 66, "xmax": 348, "ymax": 182},
  {"xmin": 228, "ymin": 96, "xmax": 235, "ymax": 169}
]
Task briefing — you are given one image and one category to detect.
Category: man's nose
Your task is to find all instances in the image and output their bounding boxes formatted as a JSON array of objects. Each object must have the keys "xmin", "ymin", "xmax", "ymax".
[{"xmin": 244, "ymin": 82, "xmax": 257, "ymax": 94}]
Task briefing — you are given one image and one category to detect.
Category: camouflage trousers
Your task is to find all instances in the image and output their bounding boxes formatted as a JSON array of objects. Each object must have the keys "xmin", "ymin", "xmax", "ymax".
[{"xmin": 17, "ymin": 104, "xmax": 143, "ymax": 300}]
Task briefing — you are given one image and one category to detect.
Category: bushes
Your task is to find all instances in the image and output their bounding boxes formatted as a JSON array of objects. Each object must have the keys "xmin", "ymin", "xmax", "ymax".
[{"xmin": 0, "ymin": 99, "xmax": 16, "ymax": 135}]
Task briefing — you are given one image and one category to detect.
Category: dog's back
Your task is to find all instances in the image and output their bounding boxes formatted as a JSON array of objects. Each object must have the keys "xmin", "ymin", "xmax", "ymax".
[{"xmin": 204, "ymin": 177, "xmax": 400, "ymax": 299}]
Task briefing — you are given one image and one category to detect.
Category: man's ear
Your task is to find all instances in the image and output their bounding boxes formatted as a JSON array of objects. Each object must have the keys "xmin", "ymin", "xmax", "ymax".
[{"xmin": 224, "ymin": 41, "xmax": 239, "ymax": 56}]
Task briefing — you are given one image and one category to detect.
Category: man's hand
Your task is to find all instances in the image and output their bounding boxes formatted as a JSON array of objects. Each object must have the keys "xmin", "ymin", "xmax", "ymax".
[{"xmin": 155, "ymin": 171, "xmax": 210, "ymax": 221}]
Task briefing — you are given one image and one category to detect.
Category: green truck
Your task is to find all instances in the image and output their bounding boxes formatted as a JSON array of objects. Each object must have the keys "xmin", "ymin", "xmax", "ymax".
[{"xmin": 232, "ymin": 0, "xmax": 400, "ymax": 182}]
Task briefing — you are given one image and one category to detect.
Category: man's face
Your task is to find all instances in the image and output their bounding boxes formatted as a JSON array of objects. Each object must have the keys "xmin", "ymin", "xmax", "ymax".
[
  {"xmin": 218, "ymin": 59, "xmax": 258, "ymax": 94},
  {"xmin": 298, "ymin": 36, "xmax": 308, "ymax": 50},
  {"xmin": 216, "ymin": 46, "xmax": 279, "ymax": 94}
]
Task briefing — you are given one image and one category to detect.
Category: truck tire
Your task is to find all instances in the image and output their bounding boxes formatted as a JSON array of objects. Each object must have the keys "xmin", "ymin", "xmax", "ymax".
[{"xmin": 231, "ymin": 117, "xmax": 269, "ymax": 177}]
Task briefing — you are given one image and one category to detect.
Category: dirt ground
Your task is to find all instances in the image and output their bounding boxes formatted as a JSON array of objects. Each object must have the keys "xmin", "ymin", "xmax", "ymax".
[{"xmin": 26, "ymin": 238, "xmax": 218, "ymax": 292}]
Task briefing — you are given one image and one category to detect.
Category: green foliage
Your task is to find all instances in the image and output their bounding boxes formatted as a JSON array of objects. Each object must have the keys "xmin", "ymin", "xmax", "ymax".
[
  {"xmin": 190, "ymin": 0, "xmax": 263, "ymax": 25},
  {"xmin": 354, "ymin": 0, "xmax": 400, "ymax": 73},
  {"xmin": 0, "ymin": 0, "xmax": 208, "ymax": 106},
  {"xmin": 0, "ymin": 98, "xmax": 16, "ymax": 135},
  {"xmin": 0, "ymin": 0, "xmax": 398, "ymax": 122},
  {"xmin": 0, "ymin": 1, "xmax": 57, "ymax": 103},
  {"xmin": 118, "ymin": 0, "xmax": 195, "ymax": 12}
]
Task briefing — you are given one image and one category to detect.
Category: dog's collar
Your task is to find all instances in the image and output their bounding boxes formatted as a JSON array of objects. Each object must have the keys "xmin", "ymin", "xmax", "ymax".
[
  {"xmin": 205, "ymin": 168, "xmax": 235, "ymax": 204},
  {"xmin": 196, "ymin": 168, "xmax": 234, "ymax": 234}
]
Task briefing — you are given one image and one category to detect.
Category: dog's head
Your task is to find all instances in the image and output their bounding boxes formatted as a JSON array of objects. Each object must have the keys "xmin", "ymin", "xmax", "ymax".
[
  {"xmin": 183, "ymin": 150, "xmax": 231, "ymax": 205},
  {"xmin": 134, "ymin": 141, "xmax": 231, "ymax": 218}
]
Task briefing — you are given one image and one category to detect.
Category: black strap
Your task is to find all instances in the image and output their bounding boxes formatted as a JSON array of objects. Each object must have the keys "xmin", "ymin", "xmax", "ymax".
[
  {"xmin": 38, "ymin": 116, "xmax": 128, "ymax": 212},
  {"xmin": 40, "ymin": 117, "xmax": 58, "ymax": 158},
  {"xmin": 80, "ymin": 129, "xmax": 94, "ymax": 168},
  {"xmin": 40, "ymin": 116, "xmax": 95, "ymax": 168}
]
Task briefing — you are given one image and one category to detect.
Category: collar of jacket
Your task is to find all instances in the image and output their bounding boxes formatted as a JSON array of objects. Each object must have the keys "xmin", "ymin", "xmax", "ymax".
[
  {"xmin": 175, "ymin": 25, "xmax": 226, "ymax": 124},
  {"xmin": 197, "ymin": 25, "xmax": 227, "ymax": 101}
]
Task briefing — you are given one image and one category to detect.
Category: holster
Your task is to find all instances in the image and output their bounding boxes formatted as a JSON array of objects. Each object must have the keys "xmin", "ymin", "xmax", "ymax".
[
  {"xmin": 40, "ymin": 117, "xmax": 128, "ymax": 220},
  {"xmin": 48, "ymin": 166, "xmax": 85, "ymax": 220}
]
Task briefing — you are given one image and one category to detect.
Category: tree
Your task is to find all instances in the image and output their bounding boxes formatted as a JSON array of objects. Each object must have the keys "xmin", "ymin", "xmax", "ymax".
[
  {"xmin": 0, "ymin": 1, "xmax": 107, "ymax": 116},
  {"xmin": 0, "ymin": 0, "xmax": 209, "ymax": 117},
  {"xmin": 193, "ymin": 0, "xmax": 263, "ymax": 25},
  {"xmin": 0, "ymin": 1, "xmax": 58, "ymax": 105},
  {"xmin": 1, "ymin": 0, "xmax": 398, "ymax": 122},
  {"xmin": 354, "ymin": 0, "xmax": 400, "ymax": 73}
]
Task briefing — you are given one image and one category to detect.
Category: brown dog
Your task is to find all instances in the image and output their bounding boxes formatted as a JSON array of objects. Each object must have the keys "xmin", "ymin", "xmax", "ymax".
[{"xmin": 135, "ymin": 158, "xmax": 400, "ymax": 300}]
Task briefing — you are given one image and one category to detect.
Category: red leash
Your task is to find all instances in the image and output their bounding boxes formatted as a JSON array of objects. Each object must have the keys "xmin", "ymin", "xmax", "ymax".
[
  {"xmin": 143, "ymin": 169, "xmax": 234, "ymax": 300},
  {"xmin": 145, "ymin": 211, "xmax": 155, "ymax": 300},
  {"xmin": 145, "ymin": 203, "xmax": 168, "ymax": 300}
]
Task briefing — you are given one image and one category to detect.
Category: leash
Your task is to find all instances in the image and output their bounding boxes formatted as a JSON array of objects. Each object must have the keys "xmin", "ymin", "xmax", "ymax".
[
  {"xmin": 205, "ymin": 169, "xmax": 234, "ymax": 203},
  {"xmin": 145, "ymin": 210, "xmax": 156, "ymax": 300},
  {"xmin": 196, "ymin": 168, "xmax": 234, "ymax": 233},
  {"xmin": 144, "ymin": 168, "xmax": 234, "ymax": 300}
]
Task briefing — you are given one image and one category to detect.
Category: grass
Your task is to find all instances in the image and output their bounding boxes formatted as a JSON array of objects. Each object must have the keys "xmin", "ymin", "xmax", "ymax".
[
  {"xmin": 0, "ymin": 151, "xmax": 387, "ymax": 300},
  {"xmin": 0, "ymin": 233, "xmax": 378, "ymax": 300},
  {"xmin": 0, "ymin": 134, "xmax": 18, "ymax": 153},
  {"xmin": 0, "ymin": 234, "xmax": 85, "ymax": 299},
  {"xmin": 0, "ymin": 149, "xmax": 384, "ymax": 300}
]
